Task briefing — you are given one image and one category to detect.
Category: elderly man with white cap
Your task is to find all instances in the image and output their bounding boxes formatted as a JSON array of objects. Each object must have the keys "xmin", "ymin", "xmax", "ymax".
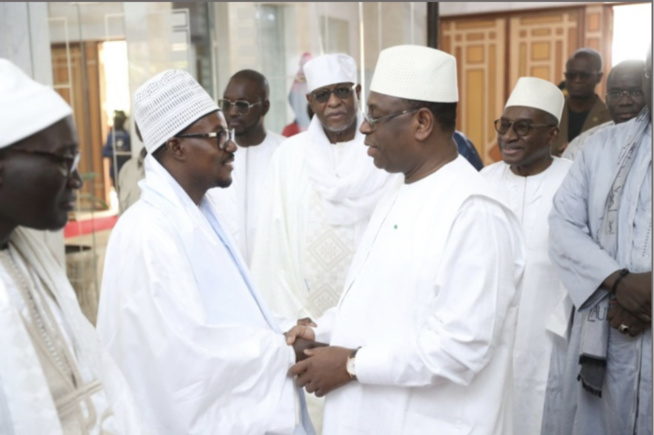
[
  {"xmin": 0, "ymin": 59, "xmax": 145, "ymax": 434},
  {"xmin": 250, "ymin": 53, "xmax": 398, "ymax": 431},
  {"xmin": 286, "ymin": 45, "xmax": 525, "ymax": 434},
  {"xmin": 96, "ymin": 69, "xmax": 315, "ymax": 435},
  {"xmin": 481, "ymin": 77, "xmax": 571, "ymax": 435}
]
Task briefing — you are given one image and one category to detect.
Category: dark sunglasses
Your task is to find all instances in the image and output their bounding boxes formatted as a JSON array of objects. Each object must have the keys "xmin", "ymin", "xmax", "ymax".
[{"xmin": 309, "ymin": 84, "xmax": 356, "ymax": 103}]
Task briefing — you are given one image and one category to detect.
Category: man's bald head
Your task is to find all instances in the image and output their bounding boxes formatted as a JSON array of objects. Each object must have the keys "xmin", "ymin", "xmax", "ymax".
[{"xmin": 228, "ymin": 69, "xmax": 269, "ymax": 102}]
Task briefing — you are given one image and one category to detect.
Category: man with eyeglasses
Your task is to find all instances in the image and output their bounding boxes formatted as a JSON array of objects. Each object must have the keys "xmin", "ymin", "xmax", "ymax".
[
  {"xmin": 97, "ymin": 69, "xmax": 315, "ymax": 434},
  {"xmin": 250, "ymin": 53, "xmax": 398, "ymax": 432},
  {"xmin": 218, "ymin": 69, "xmax": 285, "ymax": 264},
  {"xmin": 481, "ymin": 77, "xmax": 571, "ymax": 435},
  {"xmin": 552, "ymin": 48, "xmax": 611, "ymax": 156},
  {"xmin": 542, "ymin": 46, "xmax": 652, "ymax": 435},
  {"xmin": 285, "ymin": 45, "xmax": 525, "ymax": 434},
  {"xmin": 0, "ymin": 59, "xmax": 146, "ymax": 434},
  {"xmin": 563, "ymin": 59, "xmax": 646, "ymax": 160}
]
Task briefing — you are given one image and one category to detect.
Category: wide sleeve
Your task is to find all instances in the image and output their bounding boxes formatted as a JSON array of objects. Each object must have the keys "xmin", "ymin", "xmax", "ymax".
[
  {"xmin": 355, "ymin": 198, "xmax": 524, "ymax": 387},
  {"xmin": 250, "ymin": 143, "xmax": 311, "ymax": 321},
  {"xmin": 97, "ymin": 214, "xmax": 298, "ymax": 435},
  {"xmin": 548, "ymin": 147, "xmax": 620, "ymax": 310}
]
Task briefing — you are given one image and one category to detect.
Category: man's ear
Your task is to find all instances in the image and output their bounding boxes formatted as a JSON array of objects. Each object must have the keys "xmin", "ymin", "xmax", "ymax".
[
  {"xmin": 414, "ymin": 107, "xmax": 434, "ymax": 142},
  {"xmin": 547, "ymin": 126, "xmax": 560, "ymax": 146},
  {"xmin": 262, "ymin": 99, "xmax": 270, "ymax": 117},
  {"xmin": 165, "ymin": 138, "xmax": 186, "ymax": 161},
  {"xmin": 355, "ymin": 84, "xmax": 362, "ymax": 101}
]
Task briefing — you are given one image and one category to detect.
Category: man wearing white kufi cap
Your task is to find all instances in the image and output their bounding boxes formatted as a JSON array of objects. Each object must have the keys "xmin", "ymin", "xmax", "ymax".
[
  {"xmin": 286, "ymin": 45, "xmax": 525, "ymax": 434},
  {"xmin": 0, "ymin": 58, "xmax": 146, "ymax": 434},
  {"xmin": 96, "ymin": 69, "xmax": 316, "ymax": 434},
  {"xmin": 481, "ymin": 76, "xmax": 571, "ymax": 435},
  {"xmin": 250, "ymin": 53, "xmax": 398, "ymax": 431}
]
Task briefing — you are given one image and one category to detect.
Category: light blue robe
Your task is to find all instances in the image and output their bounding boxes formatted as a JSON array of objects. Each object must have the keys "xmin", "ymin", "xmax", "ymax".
[{"xmin": 543, "ymin": 112, "xmax": 652, "ymax": 435}]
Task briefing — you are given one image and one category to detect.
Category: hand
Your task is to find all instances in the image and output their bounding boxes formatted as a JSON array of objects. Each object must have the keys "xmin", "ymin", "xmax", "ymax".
[
  {"xmin": 613, "ymin": 272, "xmax": 652, "ymax": 322},
  {"xmin": 285, "ymin": 325, "xmax": 315, "ymax": 345},
  {"xmin": 608, "ymin": 300, "xmax": 650, "ymax": 337},
  {"xmin": 288, "ymin": 346, "xmax": 354, "ymax": 397},
  {"xmin": 297, "ymin": 317, "xmax": 317, "ymax": 327},
  {"xmin": 292, "ymin": 338, "xmax": 329, "ymax": 362}
]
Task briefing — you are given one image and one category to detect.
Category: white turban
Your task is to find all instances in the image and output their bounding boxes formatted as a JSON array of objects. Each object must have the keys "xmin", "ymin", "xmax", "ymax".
[
  {"xmin": 0, "ymin": 59, "xmax": 72, "ymax": 148},
  {"xmin": 505, "ymin": 77, "xmax": 565, "ymax": 123},
  {"xmin": 133, "ymin": 69, "xmax": 219, "ymax": 153},
  {"xmin": 370, "ymin": 45, "xmax": 458, "ymax": 103},
  {"xmin": 304, "ymin": 54, "xmax": 358, "ymax": 93}
]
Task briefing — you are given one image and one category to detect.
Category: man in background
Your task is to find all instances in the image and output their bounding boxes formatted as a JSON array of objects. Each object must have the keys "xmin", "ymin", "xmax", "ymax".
[
  {"xmin": 563, "ymin": 59, "xmax": 646, "ymax": 160},
  {"xmin": 219, "ymin": 69, "xmax": 285, "ymax": 263},
  {"xmin": 552, "ymin": 48, "xmax": 611, "ymax": 156},
  {"xmin": 251, "ymin": 53, "xmax": 398, "ymax": 431},
  {"xmin": 102, "ymin": 109, "xmax": 132, "ymax": 187}
]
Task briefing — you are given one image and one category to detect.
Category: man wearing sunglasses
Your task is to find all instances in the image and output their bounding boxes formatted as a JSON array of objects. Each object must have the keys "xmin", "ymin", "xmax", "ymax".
[
  {"xmin": 553, "ymin": 48, "xmax": 611, "ymax": 156},
  {"xmin": 563, "ymin": 59, "xmax": 646, "ymax": 160},
  {"xmin": 286, "ymin": 45, "xmax": 525, "ymax": 434},
  {"xmin": 250, "ymin": 53, "xmax": 398, "ymax": 431},
  {"xmin": 97, "ymin": 69, "xmax": 315, "ymax": 434},
  {"xmin": 0, "ymin": 59, "xmax": 145, "ymax": 434},
  {"xmin": 481, "ymin": 77, "xmax": 571, "ymax": 435},
  {"xmin": 218, "ymin": 69, "xmax": 285, "ymax": 264}
]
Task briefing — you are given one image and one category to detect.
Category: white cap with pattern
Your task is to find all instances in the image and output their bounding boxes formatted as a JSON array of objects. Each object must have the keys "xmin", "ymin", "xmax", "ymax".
[
  {"xmin": 505, "ymin": 77, "xmax": 565, "ymax": 123},
  {"xmin": 133, "ymin": 69, "xmax": 219, "ymax": 153},
  {"xmin": 304, "ymin": 53, "xmax": 358, "ymax": 93},
  {"xmin": 0, "ymin": 58, "xmax": 72, "ymax": 148},
  {"xmin": 370, "ymin": 45, "xmax": 458, "ymax": 103}
]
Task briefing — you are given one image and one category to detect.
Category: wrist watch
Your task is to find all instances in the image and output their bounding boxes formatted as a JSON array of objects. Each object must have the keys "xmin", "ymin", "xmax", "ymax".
[{"xmin": 346, "ymin": 347, "xmax": 360, "ymax": 380}]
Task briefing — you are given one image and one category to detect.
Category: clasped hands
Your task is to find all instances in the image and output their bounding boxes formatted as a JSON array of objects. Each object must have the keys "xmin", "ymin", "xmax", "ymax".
[
  {"xmin": 606, "ymin": 271, "xmax": 652, "ymax": 337},
  {"xmin": 285, "ymin": 320, "xmax": 356, "ymax": 397}
]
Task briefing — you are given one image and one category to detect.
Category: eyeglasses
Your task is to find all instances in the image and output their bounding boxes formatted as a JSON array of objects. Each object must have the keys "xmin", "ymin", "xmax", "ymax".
[
  {"xmin": 606, "ymin": 89, "xmax": 645, "ymax": 100},
  {"xmin": 309, "ymin": 84, "xmax": 356, "ymax": 103},
  {"xmin": 218, "ymin": 99, "xmax": 262, "ymax": 114},
  {"xmin": 564, "ymin": 71, "xmax": 598, "ymax": 81},
  {"xmin": 175, "ymin": 128, "xmax": 235, "ymax": 151},
  {"xmin": 494, "ymin": 119, "xmax": 556, "ymax": 137},
  {"xmin": 362, "ymin": 108, "xmax": 418, "ymax": 130},
  {"xmin": 3, "ymin": 148, "xmax": 80, "ymax": 177}
]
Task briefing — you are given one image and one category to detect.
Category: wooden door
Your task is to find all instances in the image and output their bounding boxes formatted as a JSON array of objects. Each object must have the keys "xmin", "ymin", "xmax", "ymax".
[
  {"xmin": 440, "ymin": 18, "xmax": 506, "ymax": 165},
  {"xmin": 51, "ymin": 42, "xmax": 108, "ymax": 210}
]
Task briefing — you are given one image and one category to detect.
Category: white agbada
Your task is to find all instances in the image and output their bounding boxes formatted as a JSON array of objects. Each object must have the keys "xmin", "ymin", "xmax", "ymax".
[
  {"xmin": 231, "ymin": 129, "xmax": 285, "ymax": 263},
  {"xmin": 481, "ymin": 157, "xmax": 573, "ymax": 435},
  {"xmin": 97, "ymin": 155, "xmax": 313, "ymax": 435},
  {"xmin": 0, "ymin": 227, "xmax": 145, "ymax": 435},
  {"xmin": 315, "ymin": 156, "xmax": 525, "ymax": 435},
  {"xmin": 251, "ymin": 115, "xmax": 400, "ymax": 322}
]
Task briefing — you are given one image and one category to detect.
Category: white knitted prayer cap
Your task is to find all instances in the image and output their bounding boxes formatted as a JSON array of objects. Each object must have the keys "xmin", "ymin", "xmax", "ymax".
[
  {"xmin": 370, "ymin": 45, "xmax": 458, "ymax": 102},
  {"xmin": 0, "ymin": 58, "xmax": 72, "ymax": 148},
  {"xmin": 133, "ymin": 69, "xmax": 219, "ymax": 153},
  {"xmin": 505, "ymin": 77, "xmax": 564, "ymax": 123},
  {"xmin": 304, "ymin": 53, "xmax": 358, "ymax": 93}
]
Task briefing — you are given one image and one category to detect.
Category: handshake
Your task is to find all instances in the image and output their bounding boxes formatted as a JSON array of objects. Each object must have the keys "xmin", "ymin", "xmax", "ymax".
[{"xmin": 284, "ymin": 318, "xmax": 358, "ymax": 397}]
